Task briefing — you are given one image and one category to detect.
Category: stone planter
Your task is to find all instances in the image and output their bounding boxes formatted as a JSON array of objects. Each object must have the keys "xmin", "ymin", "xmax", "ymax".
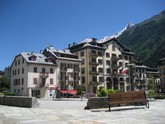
[{"xmin": 85, "ymin": 97, "xmax": 108, "ymax": 109}]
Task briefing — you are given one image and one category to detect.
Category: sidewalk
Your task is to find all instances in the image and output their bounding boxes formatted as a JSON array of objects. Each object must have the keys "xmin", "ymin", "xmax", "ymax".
[{"xmin": 0, "ymin": 99, "xmax": 165, "ymax": 124}]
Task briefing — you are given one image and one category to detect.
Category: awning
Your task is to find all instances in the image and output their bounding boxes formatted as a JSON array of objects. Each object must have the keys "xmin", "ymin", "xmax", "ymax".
[{"xmin": 58, "ymin": 90, "xmax": 77, "ymax": 95}]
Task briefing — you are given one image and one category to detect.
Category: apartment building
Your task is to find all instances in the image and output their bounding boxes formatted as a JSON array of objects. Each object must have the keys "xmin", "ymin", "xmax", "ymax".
[
  {"xmin": 69, "ymin": 37, "xmax": 135, "ymax": 93},
  {"xmin": 42, "ymin": 46, "xmax": 81, "ymax": 92},
  {"xmin": 158, "ymin": 58, "xmax": 165, "ymax": 92},
  {"xmin": 10, "ymin": 52, "xmax": 57, "ymax": 98},
  {"xmin": 134, "ymin": 63, "xmax": 147, "ymax": 91}
]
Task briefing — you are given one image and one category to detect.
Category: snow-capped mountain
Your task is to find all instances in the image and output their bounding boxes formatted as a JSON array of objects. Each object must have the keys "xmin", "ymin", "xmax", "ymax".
[{"xmin": 99, "ymin": 22, "xmax": 134, "ymax": 43}]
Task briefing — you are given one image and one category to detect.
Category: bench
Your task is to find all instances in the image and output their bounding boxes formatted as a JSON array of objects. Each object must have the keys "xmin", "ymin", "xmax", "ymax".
[{"xmin": 108, "ymin": 90, "xmax": 149, "ymax": 111}]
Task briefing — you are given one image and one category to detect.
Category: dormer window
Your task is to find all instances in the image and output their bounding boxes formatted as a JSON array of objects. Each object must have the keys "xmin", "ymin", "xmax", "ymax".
[
  {"xmin": 45, "ymin": 57, "xmax": 53, "ymax": 62},
  {"xmin": 29, "ymin": 55, "xmax": 37, "ymax": 61}
]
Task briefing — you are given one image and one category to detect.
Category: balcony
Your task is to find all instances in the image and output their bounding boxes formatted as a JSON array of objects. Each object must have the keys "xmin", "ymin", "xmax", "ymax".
[
  {"xmin": 111, "ymin": 56, "xmax": 119, "ymax": 61},
  {"xmin": 89, "ymin": 71, "xmax": 99, "ymax": 75},
  {"xmin": 40, "ymin": 73, "xmax": 49, "ymax": 78},
  {"xmin": 89, "ymin": 52, "xmax": 98, "ymax": 57},
  {"xmin": 89, "ymin": 61, "xmax": 99, "ymax": 66}
]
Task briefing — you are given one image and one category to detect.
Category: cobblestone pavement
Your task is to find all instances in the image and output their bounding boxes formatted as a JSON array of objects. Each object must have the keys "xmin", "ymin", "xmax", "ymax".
[{"xmin": 0, "ymin": 98, "xmax": 165, "ymax": 124}]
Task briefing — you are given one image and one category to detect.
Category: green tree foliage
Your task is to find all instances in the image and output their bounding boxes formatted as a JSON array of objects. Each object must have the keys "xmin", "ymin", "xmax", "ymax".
[
  {"xmin": 96, "ymin": 88, "xmax": 116, "ymax": 97},
  {"xmin": 0, "ymin": 75, "xmax": 10, "ymax": 92},
  {"xmin": 118, "ymin": 10, "xmax": 165, "ymax": 67}
]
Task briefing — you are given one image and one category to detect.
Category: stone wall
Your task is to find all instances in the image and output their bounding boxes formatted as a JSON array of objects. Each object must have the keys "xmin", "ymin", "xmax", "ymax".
[
  {"xmin": 0, "ymin": 95, "xmax": 39, "ymax": 108},
  {"xmin": 85, "ymin": 97, "xmax": 108, "ymax": 109}
]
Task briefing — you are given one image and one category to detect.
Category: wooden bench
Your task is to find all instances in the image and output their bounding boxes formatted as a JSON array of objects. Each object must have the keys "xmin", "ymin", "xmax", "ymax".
[{"xmin": 108, "ymin": 90, "xmax": 149, "ymax": 111}]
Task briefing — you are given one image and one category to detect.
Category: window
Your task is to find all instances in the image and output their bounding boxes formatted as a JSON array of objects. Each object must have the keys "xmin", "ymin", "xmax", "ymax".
[
  {"xmin": 22, "ymin": 78, "xmax": 24, "ymax": 85},
  {"xmin": 98, "ymin": 68, "xmax": 103, "ymax": 73},
  {"xmin": 125, "ymin": 56, "xmax": 128, "ymax": 60},
  {"xmin": 112, "ymin": 43, "xmax": 115, "ymax": 51},
  {"xmin": 91, "ymin": 50, "xmax": 96, "ymax": 54},
  {"xmin": 92, "ymin": 76, "xmax": 97, "ymax": 82},
  {"xmin": 80, "ymin": 51, "xmax": 84, "ymax": 56},
  {"xmin": 50, "ymin": 68, "xmax": 53, "ymax": 73},
  {"xmin": 50, "ymin": 78, "xmax": 53, "ymax": 85},
  {"xmin": 42, "ymin": 68, "xmax": 45, "ymax": 73},
  {"xmin": 112, "ymin": 54, "xmax": 117, "ymax": 59},
  {"xmin": 15, "ymin": 61, "xmax": 17, "ymax": 66},
  {"xmin": 81, "ymin": 68, "xmax": 85, "ymax": 73},
  {"xmin": 119, "ymin": 62, "xmax": 122, "ymax": 66},
  {"xmin": 22, "ymin": 68, "xmax": 24, "ymax": 74},
  {"xmin": 99, "ymin": 77, "xmax": 104, "ymax": 82},
  {"xmin": 106, "ymin": 53, "xmax": 110, "ymax": 58},
  {"xmin": 107, "ymin": 68, "xmax": 111, "ymax": 74},
  {"xmin": 119, "ymin": 55, "xmax": 122, "ymax": 59},
  {"xmin": 18, "ymin": 60, "xmax": 20, "ymax": 65},
  {"xmin": 81, "ymin": 59, "xmax": 85, "ymax": 64},
  {"xmin": 22, "ymin": 58, "xmax": 24, "ymax": 63},
  {"xmin": 33, "ymin": 78, "xmax": 37, "ymax": 84},
  {"xmin": 98, "ymin": 51, "xmax": 103, "ymax": 56},
  {"xmin": 18, "ymin": 69, "xmax": 20, "ymax": 75},
  {"xmin": 82, "ymin": 76, "xmax": 85, "ymax": 84},
  {"xmin": 98, "ymin": 59, "xmax": 103, "ymax": 64},
  {"xmin": 92, "ymin": 67, "xmax": 96, "ymax": 72},
  {"xmin": 91, "ymin": 58, "xmax": 96, "ymax": 63},
  {"xmin": 106, "ymin": 60, "xmax": 110, "ymax": 65},
  {"xmin": 13, "ymin": 70, "xmax": 14, "ymax": 75},
  {"xmin": 34, "ymin": 67, "xmax": 37, "ymax": 73}
]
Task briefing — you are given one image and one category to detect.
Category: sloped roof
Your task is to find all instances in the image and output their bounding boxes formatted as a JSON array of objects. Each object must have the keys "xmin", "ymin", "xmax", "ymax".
[{"xmin": 21, "ymin": 52, "xmax": 55, "ymax": 65}]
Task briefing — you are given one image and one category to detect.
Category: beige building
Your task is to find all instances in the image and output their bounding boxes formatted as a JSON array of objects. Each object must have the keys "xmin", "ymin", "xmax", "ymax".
[
  {"xmin": 10, "ymin": 52, "xmax": 57, "ymax": 98},
  {"xmin": 10, "ymin": 46, "xmax": 81, "ymax": 98},
  {"xmin": 69, "ymin": 37, "xmax": 135, "ymax": 93},
  {"xmin": 158, "ymin": 58, "xmax": 165, "ymax": 93}
]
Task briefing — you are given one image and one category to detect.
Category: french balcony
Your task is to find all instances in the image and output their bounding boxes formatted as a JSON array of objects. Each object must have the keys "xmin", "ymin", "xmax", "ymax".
[{"xmin": 40, "ymin": 72, "xmax": 49, "ymax": 78}]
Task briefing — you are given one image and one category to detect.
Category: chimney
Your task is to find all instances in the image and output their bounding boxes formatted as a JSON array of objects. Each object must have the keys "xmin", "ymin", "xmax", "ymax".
[
  {"xmin": 92, "ymin": 38, "xmax": 97, "ymax": 42},
  {"xmin": 68, "ymin": 44, "xmax": 71, "ymax": 48}
]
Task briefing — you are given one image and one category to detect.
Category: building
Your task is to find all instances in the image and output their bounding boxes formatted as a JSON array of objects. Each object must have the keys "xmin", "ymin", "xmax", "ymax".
[
  {"xmin": 158, "ymin": 58, "xmax": 165, "ymax": 93},
  {"xmin": 69, "ymin": 37, "xmax": 135, "ymax": 93},
  {"xmin": 10, "ymin": 52, "xmax": 57, "ymax": 98},
  {"xmin": 42, "ymin": 46, "xmax": 82, "ymax": 92},
  {"xmin": 4, "ymin": 66, "xmax": 11, "ymax": 78},
  {"xmin": 133, "ymin": 63, "xmax": 147, "ymax": 91}
]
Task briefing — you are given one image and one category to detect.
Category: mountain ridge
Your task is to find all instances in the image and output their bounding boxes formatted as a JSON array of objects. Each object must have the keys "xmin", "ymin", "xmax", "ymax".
[{"xmin": 117, "ymin": 10, "xmax": 165, "ymax": 67}]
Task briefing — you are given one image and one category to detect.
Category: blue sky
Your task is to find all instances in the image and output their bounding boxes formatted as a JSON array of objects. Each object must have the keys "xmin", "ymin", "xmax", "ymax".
[{"xmin": 0, "ymin": 0, "xmax": 165, "ymax": 70}]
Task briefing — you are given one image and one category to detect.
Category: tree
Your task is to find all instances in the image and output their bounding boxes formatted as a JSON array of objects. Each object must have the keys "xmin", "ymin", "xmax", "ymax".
[{"xmin": 0, "ymin": 75, "xmax": 10, "ymax": 91}]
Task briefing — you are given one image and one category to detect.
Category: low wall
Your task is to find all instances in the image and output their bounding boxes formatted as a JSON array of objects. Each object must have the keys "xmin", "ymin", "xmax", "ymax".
[
  {"xmin": 0, "ymin": 95, "xmax": 39, "ymax": 108},
  {"xmin": 85, "ymin": 97, "xmax": 108, "ymax": 109}
]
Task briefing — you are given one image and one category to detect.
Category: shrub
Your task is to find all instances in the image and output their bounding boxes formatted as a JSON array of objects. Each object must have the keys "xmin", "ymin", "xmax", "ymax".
[
  {"xmin": 147, "ymin": 90, "xmax": 155, "ymax": 98},
  {"xmin": 96, "ymin": 88, "xmax": 116, "ymax": 97},
  {"xmin": 154, "ymin": 94, "xmax": 165, "ymax": 99},
  {"xmin": 4, "ymin": 92, "xmax": 16, "ymax": 96}
]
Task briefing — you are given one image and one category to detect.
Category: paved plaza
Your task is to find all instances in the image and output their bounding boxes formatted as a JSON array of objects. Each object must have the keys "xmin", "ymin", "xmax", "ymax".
[{"xmin": 0, "ymin": 98, "xmax": 165, "ymax": 124}]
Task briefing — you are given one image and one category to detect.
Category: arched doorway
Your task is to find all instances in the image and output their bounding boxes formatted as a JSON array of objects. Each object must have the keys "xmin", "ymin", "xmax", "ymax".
[
  {"xmin": 106, "ymin": 77, "xmax": 112, "ymax": 89},
  {"xmin": 113, "ymin": 77, "xmax": 118, "ymax": 90},
  {"xmin": 119, "ymin": 77, "xmax": 124, "ymax": 92}
]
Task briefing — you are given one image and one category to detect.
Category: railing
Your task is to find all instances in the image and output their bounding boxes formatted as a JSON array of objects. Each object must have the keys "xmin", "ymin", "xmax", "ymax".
[
  {"xmin": 89, "ymin": 61, "xmax": 99, "ymax": 66},
  {"xmin": 89, "ymin": 71, "xmax": 99, "ymax": 75}
]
